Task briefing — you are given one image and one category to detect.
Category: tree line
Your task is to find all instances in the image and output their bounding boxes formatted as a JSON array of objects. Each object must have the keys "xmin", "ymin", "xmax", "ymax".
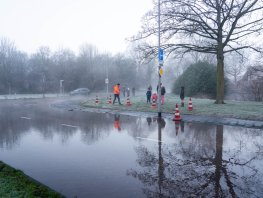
[{"xmin": 0, "ymin": 38, "xmax": 155, "ymax": 95}]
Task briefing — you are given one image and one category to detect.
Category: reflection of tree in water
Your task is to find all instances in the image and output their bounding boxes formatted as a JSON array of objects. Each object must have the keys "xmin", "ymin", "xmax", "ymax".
[
  {"xmin": 1, "ymin": 100, "xmax": 167, "ymax": 149},
  {"xmin": 0, "ymin": 106, "xmax": 31, "ymax": 149},
  {"xmin": 128, "ymin": 124, "xmax": 263, "ymax": 197},
  {"xmin": 0, "ymin": 104, "xmax": 120, "ymax": 148}
]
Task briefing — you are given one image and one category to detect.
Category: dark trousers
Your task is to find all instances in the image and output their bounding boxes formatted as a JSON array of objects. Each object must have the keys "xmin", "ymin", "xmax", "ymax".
[
  {"xmin": 147, "ymin": 96, "xmax": 151, "ymax": 104},
  {"xmin": 113, "ymin": 94, "xmax": 121, "ymax": 104}
]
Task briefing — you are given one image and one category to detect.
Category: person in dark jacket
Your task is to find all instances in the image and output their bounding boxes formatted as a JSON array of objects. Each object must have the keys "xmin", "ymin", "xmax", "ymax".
[
  {"xmin": 180, "ymin": 86, "xmax": 185, "ymax": 107},
  {"xmin": 160, "ymin": 84, "xmax": 166, "ymax": 105},
  {"xmin": 146, "ymin": 88, "xmax": 152, "ymax": 104}
]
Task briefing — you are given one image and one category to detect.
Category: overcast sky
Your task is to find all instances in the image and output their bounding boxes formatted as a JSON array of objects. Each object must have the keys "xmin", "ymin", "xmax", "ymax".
[{"xmin": 0, "ymin": 0, "xmax": 153, "ymax": 54}]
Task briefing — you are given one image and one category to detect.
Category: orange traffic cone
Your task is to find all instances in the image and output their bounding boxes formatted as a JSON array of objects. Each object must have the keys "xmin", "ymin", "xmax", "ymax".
[
  {"xmin": 126, "ymin": 96, "xmax": 132, "ymax": 106},
  {"xmin": 107, "ymin": 95, "xmax": 112, "ymax": 104},
  {"xmin": 173, "ymin": 103, "xmax": 182, "ymax": 121},
  {"xmin": 95, "ymin": 95, "xmax": 99, "ymax": 104},
  {"xmin": 151, "ymin": 98, "xmax": 157, "ymax": 108},
  {"xmin": 188, "ymin": 97, "xmax": 193, "ymax": 111}
]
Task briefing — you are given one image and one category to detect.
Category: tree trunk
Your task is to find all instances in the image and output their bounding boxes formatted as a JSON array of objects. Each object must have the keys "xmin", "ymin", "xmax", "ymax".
[
  {"xmin": 215, "ymin": 47, "xmax": 225, "ymax": 104},
  {"xmin": 214, "ymin": 125, "xmax": 223, "ymax": 197}
]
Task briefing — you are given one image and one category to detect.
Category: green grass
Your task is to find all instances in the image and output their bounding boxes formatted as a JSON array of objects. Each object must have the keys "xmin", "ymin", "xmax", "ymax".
[
  {"xmin": 82, "ymin": 93, "xmax": 263, "ymax": 121},
  {"xmin": 0, "ymin": 161, "xmax": 64, "ymax": 198}
]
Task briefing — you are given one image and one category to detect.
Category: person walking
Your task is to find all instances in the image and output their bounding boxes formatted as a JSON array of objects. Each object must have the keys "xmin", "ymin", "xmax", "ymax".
[
  {"xmin": 146, "ymin": 88, "xmax": 152, "ymax": 104},
  {"xmin": 113, "ymin": 83, "xmax": 122, "ymax": 105}
]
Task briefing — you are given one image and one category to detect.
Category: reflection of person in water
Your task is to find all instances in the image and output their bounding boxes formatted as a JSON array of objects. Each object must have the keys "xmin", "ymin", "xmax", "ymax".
[
  {"xmin": 157, "ymin": 118, "xmax": 166, "ymax": 129},
  {"xmin": 114, "ymin": 114, "xmax": 121, "ymax": 131},
  {"xmin": 146, "ymin": 117, "xmax": 152, "ymax": 126},
  {"xmin": 180, "ymin": 121, "xmax": 184, "ymax": 133}
]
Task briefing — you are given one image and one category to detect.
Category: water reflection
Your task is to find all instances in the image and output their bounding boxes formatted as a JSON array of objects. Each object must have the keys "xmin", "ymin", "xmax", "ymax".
[
  {"xmin": 128, "ymin": 120, "xmax": 263, "ymax": 197},
  {"xmin": 1, "ymin": 101, "xmax": 263, "ymax": 197},
  {"xmin": 0, "ymin": 104, "xmax": 115, "ymax": 148},
  {"xmin": 114, "ymin": 114, "xmax": 121, "ymax": 131}
]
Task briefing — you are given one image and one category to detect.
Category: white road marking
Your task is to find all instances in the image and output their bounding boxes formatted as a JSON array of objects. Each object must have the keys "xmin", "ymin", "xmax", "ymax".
[
  {"xmin": 20, "ymin": 117, "xmax": 31, "ymax": 120},
  {"xmin": 136, "ymin": 137, "xmax": 164, "ymax": 143},
  {"xmin": 61, "ymin": 124, "xmax": 78, "ymax": 128}
]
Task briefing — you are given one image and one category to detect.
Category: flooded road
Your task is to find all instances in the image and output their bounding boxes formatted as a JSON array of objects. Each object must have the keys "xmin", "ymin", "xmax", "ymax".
[{"xmin": 0, "ymin": 99, "xmax": 263, "ymax": 197}]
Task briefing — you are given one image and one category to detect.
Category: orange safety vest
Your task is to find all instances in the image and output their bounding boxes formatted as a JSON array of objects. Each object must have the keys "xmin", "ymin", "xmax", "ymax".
[{"xmin": 114, "ymin": 85, "xmax": 120, "ymax": 94}]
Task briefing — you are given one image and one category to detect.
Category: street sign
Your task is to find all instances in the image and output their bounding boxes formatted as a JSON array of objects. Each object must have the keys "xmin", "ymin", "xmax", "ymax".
[
  {"xmin": 159, "ymin": 68, "xmax": 164, "ymax": 76},
  {"xmin": 105, "ymin": 78, "xmax": 109, "ymax": 84},
  {"xmin": 158, "ymin": 48, "xmax": 163, "ymax": 61}
]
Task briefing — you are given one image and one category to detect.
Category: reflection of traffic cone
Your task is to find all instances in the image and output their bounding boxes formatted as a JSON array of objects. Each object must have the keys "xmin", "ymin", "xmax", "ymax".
[
  {"xmin": 151, "ymin": 98, "xmax": 157, "ymax": 108},
  {"xmin": 95, "ymin": 95, "xmax": 99, "ymax": 104},
  {"xmin": 126, "ymin": 96, "xmax": 132, "ymax": 106},
  {"xmin": 188, "ymin": 97, "xmax": 193, "ymax": 111},
  {"xmin": 175, "ymin": 121, "xmax": 180, "ymax": 135},
  {"xmin": 107, "ymin": 95, "xmax": 112, "ymax": 104},
  {"xmin": 172, "ymin": 104, "xmax": 182, "ymax": 121}
]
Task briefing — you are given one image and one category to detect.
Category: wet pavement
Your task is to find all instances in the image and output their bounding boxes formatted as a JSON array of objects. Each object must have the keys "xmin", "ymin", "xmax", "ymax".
[{"xmin": 0, "ymin": 99, "xmax": 263, "ymax": 197}]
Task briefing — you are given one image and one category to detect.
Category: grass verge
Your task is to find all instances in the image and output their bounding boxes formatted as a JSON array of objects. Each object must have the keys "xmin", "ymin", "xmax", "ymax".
[
  {"xmin": 0, "ymin": 161, "xmax": 64, "ymax": 198},
  {"xmin": 82, "ymin": 93, "xmax": 263, "ymax": 121}
]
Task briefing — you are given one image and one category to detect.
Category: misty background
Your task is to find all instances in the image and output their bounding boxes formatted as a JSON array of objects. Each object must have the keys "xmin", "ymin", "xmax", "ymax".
[{"xmin": 0, "ymin": 0, "xmax": 262, "ymax": 101}]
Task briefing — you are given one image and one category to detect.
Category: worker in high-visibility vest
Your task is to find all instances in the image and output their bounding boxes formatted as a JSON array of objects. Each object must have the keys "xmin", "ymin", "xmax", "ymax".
[{"xmin": 113, "ymin": 83, "xmax": 122, "ymax": 105}]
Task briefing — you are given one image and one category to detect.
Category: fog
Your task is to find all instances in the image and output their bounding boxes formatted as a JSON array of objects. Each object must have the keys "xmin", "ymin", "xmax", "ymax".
[{"xmin": 0, "ymin": 39, "xmax": 156, "ymax": 94}]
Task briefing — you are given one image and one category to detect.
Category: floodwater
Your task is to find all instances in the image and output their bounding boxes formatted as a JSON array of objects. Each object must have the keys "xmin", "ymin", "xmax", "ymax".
[{"xmin": 0, "ymin": 99, "xmax": 263, "ymax": 198}]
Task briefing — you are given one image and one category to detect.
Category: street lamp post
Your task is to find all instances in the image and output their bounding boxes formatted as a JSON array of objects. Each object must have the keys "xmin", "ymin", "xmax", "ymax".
[
  {"xmin": 157, "ymin": 0, "xmax": 162, "ymax": 117},
  {"xmin": 105, "ymin": 63, "xmax": 109, "ymax": 97},
  {"xmin": 60, "ymin": 80, "xmax": 64, "ymax": 96}
]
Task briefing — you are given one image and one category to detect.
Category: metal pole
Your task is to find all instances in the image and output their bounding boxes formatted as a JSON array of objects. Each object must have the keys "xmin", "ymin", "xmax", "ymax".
[
  {"xmin": 106, "ymin": 64, "xmax": 109, "ymax": 97},
  {"xmin": 157, "ymin": 0, "xmax": 162, "ymax": 117}
]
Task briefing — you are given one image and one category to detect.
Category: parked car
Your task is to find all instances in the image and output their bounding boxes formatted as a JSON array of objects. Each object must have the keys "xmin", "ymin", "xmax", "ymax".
[{"xmin": 70, "ymin": 88, "xmax": 90, "ymax": 96}]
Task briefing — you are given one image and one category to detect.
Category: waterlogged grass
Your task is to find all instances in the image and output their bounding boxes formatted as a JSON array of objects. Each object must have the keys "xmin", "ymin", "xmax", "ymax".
[
  {"xmin": 0, "ymin": 161, "xmax": 63, "ymax": 198},
  {"xmin": 82, "ymin": 93, "xmax": 263, "ymax": 121}
]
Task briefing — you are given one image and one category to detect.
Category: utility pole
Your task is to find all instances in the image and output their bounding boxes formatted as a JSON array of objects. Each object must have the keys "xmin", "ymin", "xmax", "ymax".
[
  {"xmin": 157, "ymin": 0, "xmax": 163, "ymax": 117},
  {"xmin": 106, "ymin": 63, "xmax": 109, "ymax": 97}
]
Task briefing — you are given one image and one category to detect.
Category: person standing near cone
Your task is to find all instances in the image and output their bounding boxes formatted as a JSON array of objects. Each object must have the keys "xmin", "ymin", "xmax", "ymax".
[
  {"xmin": 161, "ymin": 84, "xmax": 166, "ymax": 105},
  {"xmin": 180, "ymin": 86, "xmax": 185, "ymax": 107},
  {"xmin": 113, "ymin": 83, "xmax": 122, "ymax": 105},
  {"xmin": 157, "ymin": 83, "xmax": 166, "ymax": 105},
  {"xmin": 146, "ymin": 87, "xmax": 152, "ymax": 104}
]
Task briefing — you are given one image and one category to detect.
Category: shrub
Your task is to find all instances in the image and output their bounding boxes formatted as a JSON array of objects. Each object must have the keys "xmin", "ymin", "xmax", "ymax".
[{"xmin": 172, "ymin": 61, "xmax": 217, "ymax": 98}]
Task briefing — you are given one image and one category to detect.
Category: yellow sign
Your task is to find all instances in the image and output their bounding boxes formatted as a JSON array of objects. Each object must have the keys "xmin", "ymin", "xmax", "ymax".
[{"xmin": 159, "ymin": 68, "xmax": 164, "ymax": 76}]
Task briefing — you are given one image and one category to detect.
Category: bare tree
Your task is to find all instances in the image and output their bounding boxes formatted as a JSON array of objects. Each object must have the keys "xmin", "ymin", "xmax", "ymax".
[
  {"xmin": 240, "ymin": 65, "xmax": 263, "ymax": 101},
  {"xmin": 29, "ymin": 46, "xmax": 52, "ymax": 96},
  {"xmin": 133, "ymin": 0, "xmax": 263, "ymax": 104},
  {"xmin": 225, "ymin": 53, "xmax": 247, "ymax": 85}
]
